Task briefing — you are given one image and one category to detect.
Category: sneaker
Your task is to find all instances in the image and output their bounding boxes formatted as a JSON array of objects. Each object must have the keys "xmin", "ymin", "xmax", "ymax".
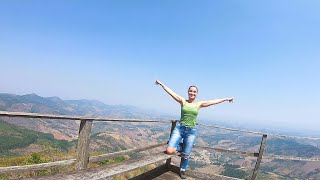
[{"xmin": 180, "ymin": 170, "xmax": 187, "ymax": 179}]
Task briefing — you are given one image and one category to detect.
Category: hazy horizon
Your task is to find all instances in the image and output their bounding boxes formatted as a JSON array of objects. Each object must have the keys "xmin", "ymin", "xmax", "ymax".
[
  {"xmin": 1, "ymin": 91, "xmax": 320, "ymax": 138},
  {"xmin": 1, "ymin": 1, "xmax": 319, "ymax": 132}
]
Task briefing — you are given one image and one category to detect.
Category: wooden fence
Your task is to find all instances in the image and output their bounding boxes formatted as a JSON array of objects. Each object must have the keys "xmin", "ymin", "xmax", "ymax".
[{"xmin": 0, "ymin": 111, "xmax": 319, "ymax": 180}]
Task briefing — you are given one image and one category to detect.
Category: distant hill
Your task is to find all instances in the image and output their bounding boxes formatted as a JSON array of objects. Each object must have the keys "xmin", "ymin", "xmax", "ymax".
[
  {"xmin": 0, "ymin": 93, "xmax": 174, "ymax": 118},
  {"xmin": 0, "ymin": 93, "xmax": 175, "ymax": 141},
  {"xmin": 0, "ymin": 93, "xmax": 172, "ymax": 157},
  {"xmin": 0, "ymin": 120, "xmax": 73, "ymax": 157}
]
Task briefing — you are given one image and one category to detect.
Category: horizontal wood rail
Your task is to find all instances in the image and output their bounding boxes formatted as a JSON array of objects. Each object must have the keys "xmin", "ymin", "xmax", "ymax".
[
  {"xmin": 0, "ymin": 142, "xmax": 166, "ymax": 174},
  {"xmin": 89, "ymin": 142, "xmax": 167, "ymax": 163},
  {"xmin": 0, "ymin": 160, "xmax": 75, "ymax": 174},
  {"xmin": 26, "ymin": 153, "xmax": 173, "ymax": 180},
  {"xmin": 0, "ymin": 111, "xmax": 177, "ymax": 123},
  {"xmin": 194, "ymin": 145, "xmax": 259, "ymax": 157}
]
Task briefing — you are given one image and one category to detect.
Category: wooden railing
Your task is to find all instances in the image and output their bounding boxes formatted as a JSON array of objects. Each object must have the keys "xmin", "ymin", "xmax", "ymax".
[
  {"xmin": 0, "ymin": 142, "xmax": 167, "ymax": 174},
  {"xmin": 193, "ymin": 135, "xmax": 267, "ymax": 180},
  {"xmin": 0, "ymin": 111, "xmax": 174, "ymax": 173},
  {"xmin": 0, "ymin": 111, "xmax": 319, "ymax": 180}
]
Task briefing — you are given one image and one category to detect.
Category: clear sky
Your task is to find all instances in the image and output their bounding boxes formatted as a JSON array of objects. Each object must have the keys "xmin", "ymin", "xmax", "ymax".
[{"xmin": 0, "ymin": 1, "xmax": 319, "ymax": 132}]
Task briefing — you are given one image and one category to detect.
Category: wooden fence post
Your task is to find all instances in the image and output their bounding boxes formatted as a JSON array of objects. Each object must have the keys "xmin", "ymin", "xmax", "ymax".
[
  {"xmin": 166, "ymin": 121, "xmax": 177, "ymax": 169},
  {"xmin": 75, "ymin": 120, "xmax": 93, "ymax": 170},
  {"xmin": 251, "ymin": 134, "xmax": 267, "ymax": 180}
]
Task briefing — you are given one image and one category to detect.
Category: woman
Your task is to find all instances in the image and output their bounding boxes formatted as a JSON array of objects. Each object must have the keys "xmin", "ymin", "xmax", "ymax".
[{"xmin": 155, "ymin": 80, "xmax": 233, "ymax": 179}]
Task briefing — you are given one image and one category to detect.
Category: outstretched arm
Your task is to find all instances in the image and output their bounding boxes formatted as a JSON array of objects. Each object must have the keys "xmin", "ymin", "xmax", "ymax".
[
  {"xmin": 155, "ymin": 80, "xmax": 185, "ymax": 105},
  {"xmin": 199, "ymin": 98, "xmax": 234, "ymax": 108}
]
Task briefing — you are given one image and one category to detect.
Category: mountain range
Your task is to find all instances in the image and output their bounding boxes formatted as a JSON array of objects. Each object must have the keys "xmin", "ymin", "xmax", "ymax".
[
  {"xmin": 1, "ymin": 93, "xmax": 320, "ymax": 179},
  {"xmin": 0, "ymin": 93, "xmax": 175, "ymax": 141}
]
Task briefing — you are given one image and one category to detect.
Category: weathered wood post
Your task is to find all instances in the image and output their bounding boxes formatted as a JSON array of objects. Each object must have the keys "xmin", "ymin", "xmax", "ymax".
[
  {"xmin": 166, "ymin": 120, "xmax": 177, "ymax": 169},
  {"xmin": 75, "ymin": 120, "xmax": 93, "ymax": 170},
  {"xmin": 251, "ymin": 134, "xmax": 267, "ymax": 180}
]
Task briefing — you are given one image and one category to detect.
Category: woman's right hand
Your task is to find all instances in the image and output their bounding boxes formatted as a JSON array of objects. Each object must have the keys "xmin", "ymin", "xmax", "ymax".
[{"xmin": 155, "ymin": 80, "xmax": 162, "ymax": 86}]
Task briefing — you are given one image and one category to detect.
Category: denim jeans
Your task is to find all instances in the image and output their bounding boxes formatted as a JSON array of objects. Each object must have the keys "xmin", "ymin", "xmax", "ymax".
[{"xmin": 167, "ymin": 124, "xmax": 197, "ymax": 170}]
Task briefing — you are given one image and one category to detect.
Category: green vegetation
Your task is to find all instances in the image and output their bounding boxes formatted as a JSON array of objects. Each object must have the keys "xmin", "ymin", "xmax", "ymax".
[
  {"xmin": 90, "ymin": 133, "xmax": 127, "ymax": 153},
  {"xmin": 221, "ymin": 164, "xmax": 247, "ymax": 179},
  {"xmin": 0, "ymin": 153, "xmax": 50, "ymax": 167},
  {"xmin": 99, "ymin": 156, "xmax": 126, "ymax": 165},
  {"xmin": 266, "ymin": 138, "xmax": 320, "ymax": 157},
  {"xmin": 188, "ymin": 160, "xmax": 207, "ymax": 170},
  {"xmin": 200, "ymin": 133, "xmax": 239, "ymax": 146},
  {"xmin": 256, "ymin": 172, "xmax": 276, "ymax": 180},
  {"xmin": 0, "ymin": 152, "xmax": 73, "ymax": 179},
  {"xmin": 224, "ymin": 163, "xmax": 240, "ymax": 169},
  {"xmin": 212, "ymin": 162, "xmax": 221, "ymax": 165},
  {"xmin": 0, "ymin": 121, "xmax": 73, "ymax": 157},
  {"xmin": 24, "ymin": 153, "xmax": 48, "ymax": 164},
  {"xmin": 0, "ymin": 174, "xmax": 9, "ymax": 180},
  {"xmin": 37, "ymin": 137, "xmax": 72, "ymax": 152},
  {"xmin": 129, "ymin": 153, "xmax": 143, "ymax": 159},
  {"xmin": 260, "ymin": 165, "xmax": 278, "ymax": 172},
  {"xmin": 0, "ymin": 121, "xmax": 38, "ymax": 153}
]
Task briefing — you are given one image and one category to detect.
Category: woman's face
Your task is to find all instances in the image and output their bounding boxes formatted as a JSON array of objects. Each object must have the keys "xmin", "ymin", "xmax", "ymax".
[{"xmin": 188, "ymin": 86, "xmax": 198, "ymax": 100}]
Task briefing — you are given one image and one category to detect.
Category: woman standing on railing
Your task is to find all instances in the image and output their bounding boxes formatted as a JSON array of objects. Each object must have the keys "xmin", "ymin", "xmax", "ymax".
[{"xmin": 155, "ymin": 80, "xmax": 233, "ymax": 179}]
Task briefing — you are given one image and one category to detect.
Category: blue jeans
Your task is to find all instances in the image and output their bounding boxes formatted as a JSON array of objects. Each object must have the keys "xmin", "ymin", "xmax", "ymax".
[{"xmin": 167, "ymin": 124, "xmax": 197, "ymax": 170}]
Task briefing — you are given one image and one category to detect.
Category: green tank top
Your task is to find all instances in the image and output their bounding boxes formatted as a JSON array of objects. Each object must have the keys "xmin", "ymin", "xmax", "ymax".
[{"xmin": 180, "ymin": 104, "xmax": 199, "ymax": 127}]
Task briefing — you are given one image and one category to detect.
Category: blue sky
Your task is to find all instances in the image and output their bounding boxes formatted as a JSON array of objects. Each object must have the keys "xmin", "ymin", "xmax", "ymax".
[{"xmin": 0, "ymin": 1, "xmax": 319, "ymax": 132}]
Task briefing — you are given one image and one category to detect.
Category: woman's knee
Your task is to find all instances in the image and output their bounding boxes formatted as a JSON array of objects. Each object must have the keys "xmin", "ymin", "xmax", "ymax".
[{"xmin": 166, "ymin": 147, "xmax": 176, "ymax": 155}]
